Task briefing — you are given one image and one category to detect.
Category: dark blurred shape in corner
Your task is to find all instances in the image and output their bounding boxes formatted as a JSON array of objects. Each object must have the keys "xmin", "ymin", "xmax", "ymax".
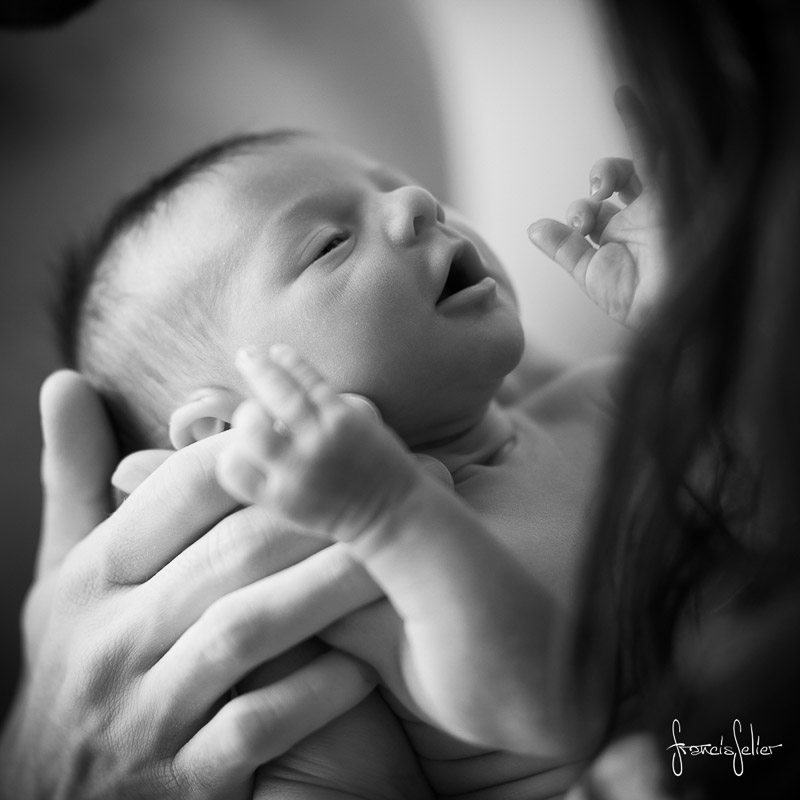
[{"xmin": 0, "ymin": 0, "xmax": 99, "ymax": 28}]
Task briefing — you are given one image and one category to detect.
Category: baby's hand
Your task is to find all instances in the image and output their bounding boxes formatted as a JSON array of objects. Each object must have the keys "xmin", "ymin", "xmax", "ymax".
[
  {"xmin": 528, "ymin": 87, "xmax": 668, "ymax": 328},
  {"xmin": 217, "ymin": 344, "xmax": 422, "ymax": 542}
]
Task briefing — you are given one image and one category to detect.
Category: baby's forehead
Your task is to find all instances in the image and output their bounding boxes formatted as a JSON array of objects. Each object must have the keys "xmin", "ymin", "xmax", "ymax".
[
  {"xmin": 217, "ymin": 137, "xmax": 415, "ymax": 218},
  {"xmin": 222, "ymin": 138, "xmax": 390, "ymax": 202}
]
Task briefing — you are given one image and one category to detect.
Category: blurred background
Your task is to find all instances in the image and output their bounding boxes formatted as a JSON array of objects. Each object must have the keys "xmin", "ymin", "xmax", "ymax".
[{"xmin": 0, "ymin": 0, "xmax": 626, "ymax": 719}]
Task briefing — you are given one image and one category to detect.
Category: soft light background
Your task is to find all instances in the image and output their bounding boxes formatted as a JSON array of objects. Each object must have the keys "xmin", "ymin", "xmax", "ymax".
[{"xmin": 0, "ymin": 0, "xmax": 626, "ymax": 719}]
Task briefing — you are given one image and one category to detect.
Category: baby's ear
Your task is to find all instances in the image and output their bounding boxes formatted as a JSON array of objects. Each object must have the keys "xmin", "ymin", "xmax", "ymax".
[{"xmin": 169, "ymin": 388, "xmax": 241, "ymax": 449}]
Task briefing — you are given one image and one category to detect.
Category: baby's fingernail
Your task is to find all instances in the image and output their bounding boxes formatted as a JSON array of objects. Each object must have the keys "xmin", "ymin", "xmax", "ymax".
[
  {"xmin": 590, "ymin": 176, "xmax": 601, "ymax": 196},
  {"xmin": 235, "ymin": 346, "xmax": 259, "ymax": 369},
  {"xmin": 571, "ymin": 215, "xmax": 582, "ymax": 230},
  {"xmin": 269, "ymin": 343, "xmax": 294, "ymax": 363}
]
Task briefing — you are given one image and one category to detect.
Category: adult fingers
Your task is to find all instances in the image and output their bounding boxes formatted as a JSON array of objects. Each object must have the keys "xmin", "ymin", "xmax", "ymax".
[
  {"xmin": 37, "ymin": 370, "xmax": 117, "ymax": 577},
  {"xmin": 145, "ymin": 544, "xmax": 381, "ymax": 718},
  {"xmin": 111, "ymin": 449, "xmax": 173, "ymax": 495},
  {"xmin": 614, "ymin": 86, "xmax": 659, "ymax": 188},
  {"xmin": 565, "ymin": 198, "xmax": 622, "ymax": 244},
  {"xmin": 141, "ymin": 506, "xmax": 328, "ymax": 646},
  {"xmin": 340, "ymin": 393, "xmax": 381, "ymax": 422},
  {"xmin": 564, "ymin": 734, "xmax": 672, "ymax": 800},
  {"xmin": 176, "ymin": 650, "xmax": 375, "ymax": 791},
  {"xmin": 88, "ymin": 433, "xmax": 239, "ymax": 585},
  {"xmin": 528, "ymin": 219, "xmax": 596, "ymax": 292},
  {"xmin": 584, "ymin": 243, "xmax": 638, "ymax": 322},
  {"xmin": 588, "ymin": 157, "xmax": 642, "ymax": 205},
  {"xmin": 322, "ymin": 598, "xmax": 408, "ymax": 702},
  {"xmin": 528, "ymin": 220, "xmax": 637, "ymax": 323}
]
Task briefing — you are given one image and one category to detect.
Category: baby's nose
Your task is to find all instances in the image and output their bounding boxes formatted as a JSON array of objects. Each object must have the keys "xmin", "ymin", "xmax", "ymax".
[{"xmin": 383, "ymin": 185, "xmax": 445, "ymax": 245}]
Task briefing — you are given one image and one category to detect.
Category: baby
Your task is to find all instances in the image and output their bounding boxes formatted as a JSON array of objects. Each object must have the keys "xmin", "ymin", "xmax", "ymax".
[{"xmin": 63, "ymin": 129, "xmax": 624, "ymax": 798}]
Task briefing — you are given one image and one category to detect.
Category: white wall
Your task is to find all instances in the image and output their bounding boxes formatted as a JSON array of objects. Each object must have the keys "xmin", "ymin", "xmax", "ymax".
[{"xmin": 417, "ymin": 0, "xmax": 631, "ymax": 361}]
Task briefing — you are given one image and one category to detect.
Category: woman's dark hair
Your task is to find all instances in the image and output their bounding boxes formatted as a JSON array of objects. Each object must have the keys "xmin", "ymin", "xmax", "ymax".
[{"xmin": 575, "ymin": 1, "xmax": 800, "ymax": 794}]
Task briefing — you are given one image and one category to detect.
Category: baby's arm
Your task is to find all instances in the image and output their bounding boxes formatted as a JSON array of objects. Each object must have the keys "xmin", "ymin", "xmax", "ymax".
[
  {"xmin": 217, "ymin": 344, "xmax": 569, "ymax": 756},
  {"xmin": 528, "ymin": 87, "xmax": 668, "ymax": 328}
]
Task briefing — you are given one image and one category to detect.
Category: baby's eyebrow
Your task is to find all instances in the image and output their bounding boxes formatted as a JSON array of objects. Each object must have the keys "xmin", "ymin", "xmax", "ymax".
[{"xmin": 273, "ymin": 193, "xmax": 328, "ymax": 226}]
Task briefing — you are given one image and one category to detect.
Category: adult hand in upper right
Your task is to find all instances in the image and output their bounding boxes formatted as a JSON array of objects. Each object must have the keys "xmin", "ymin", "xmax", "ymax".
[
  {"xmin": 0, "ymin": 370, "xmax": 380, "ymax": 799},
  {"xmin": 528, "ymin": 87, "xmax": 669, "ymax": 329}
]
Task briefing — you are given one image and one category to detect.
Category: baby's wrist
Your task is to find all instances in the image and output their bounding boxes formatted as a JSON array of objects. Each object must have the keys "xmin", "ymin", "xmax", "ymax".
[{"xmin": 342, "ymin": 469, "xmax": 443, "ymax": 562}]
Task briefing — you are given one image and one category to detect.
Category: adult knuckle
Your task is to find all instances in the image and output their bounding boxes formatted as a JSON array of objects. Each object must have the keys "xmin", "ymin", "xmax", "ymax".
[
  {"xmin": 224, "ymin": 699, "xmax": 288, "ymax": 764},
  {"xmin": 165, "ymin": 444, "xmax": 219, "ymax": 500},
  {"xmin": 212, "ymin": 508, "xmax": 275, "ymax": 575},
  {"xmin": 199, "ymin": 598, "xmax": 257, "ymax": 667},
  {"xmin": 595, "ymin": 156, "xmax": 613, "ymax": 174},
  {"xmin": 57, "ymin": 539, "xmax": 111, "ymax": 603},
  {"xmin": 122, "ymin": 592, "xmax": 171, "ymax": 664},
  {"xmin": 552, "ymin": 228, "xmax": 574, "ymax": 259},
  {"xmin": 152, "ymin": 759, "xmax": 193, "ymax": 798},
  {"xmin": 66, "ymin": 629, "xmax": 135, "ymax": 710}
]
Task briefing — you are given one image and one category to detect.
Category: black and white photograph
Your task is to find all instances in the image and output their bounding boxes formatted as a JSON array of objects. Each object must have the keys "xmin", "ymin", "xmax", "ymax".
[{"xmin": 0, "ymin": 1, "xmax": 797, "ymax": 797}]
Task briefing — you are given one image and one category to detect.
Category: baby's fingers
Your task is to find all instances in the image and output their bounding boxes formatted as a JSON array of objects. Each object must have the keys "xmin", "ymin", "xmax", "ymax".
[
  {"xmin": 589, "ymin": 157, "xmax": 642, "ymax": 205},
  {"xmin": 236, "ymin": 345, "xmax": 338, "ymax": 434},
  {"xmin": 216, "ymin": 400, "xmax": 284, "ymax": 505},
  {"xmin": 216, "ymin": 446, "xmax": 267, "ymax": 507}
]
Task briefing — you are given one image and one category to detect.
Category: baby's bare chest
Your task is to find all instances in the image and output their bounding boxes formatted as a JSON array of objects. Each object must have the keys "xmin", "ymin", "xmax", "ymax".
[{"xmin": 454, "ymin": 408, "xmax": 610, "ymax": 606}]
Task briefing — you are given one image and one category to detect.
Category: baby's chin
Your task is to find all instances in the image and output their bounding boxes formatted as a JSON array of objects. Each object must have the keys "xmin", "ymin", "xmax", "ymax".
[{"xmin": 387, "ymin": 345, "xmax": 525, "ymax": 448}]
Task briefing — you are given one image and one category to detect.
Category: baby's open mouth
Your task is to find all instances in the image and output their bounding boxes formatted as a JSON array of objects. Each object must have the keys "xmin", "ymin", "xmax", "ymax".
[{"xmin": 435, "ymin": 240, "xmax": 486, "ymax": 305}]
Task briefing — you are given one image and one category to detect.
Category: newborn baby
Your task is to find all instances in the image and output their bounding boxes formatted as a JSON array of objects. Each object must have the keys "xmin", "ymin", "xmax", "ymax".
[{"xmin": 63, "ymin": 130, "xmax": 616, "ymax": 798}]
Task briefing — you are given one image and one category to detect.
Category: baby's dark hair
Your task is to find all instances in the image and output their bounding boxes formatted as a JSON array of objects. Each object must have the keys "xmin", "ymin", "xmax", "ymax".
[{"xmin": 54, "ymin": 129, "xmax": 302, "ymax": 454}]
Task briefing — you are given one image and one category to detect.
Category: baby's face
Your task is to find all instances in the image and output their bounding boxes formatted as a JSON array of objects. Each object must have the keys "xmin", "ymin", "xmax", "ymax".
[{"xmin": 178, "ymin": 137, "xmax": 524, "ymax": 444}]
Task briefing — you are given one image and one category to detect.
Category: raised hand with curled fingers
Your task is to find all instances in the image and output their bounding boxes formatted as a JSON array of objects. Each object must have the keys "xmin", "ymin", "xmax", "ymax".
[
  {"xmin": 528, "ymin": 87, "xmax": 669, "ymax": 328},
  {"xmin": 217, "ymin": 344, "xmax": 428, "ymax": 544}
]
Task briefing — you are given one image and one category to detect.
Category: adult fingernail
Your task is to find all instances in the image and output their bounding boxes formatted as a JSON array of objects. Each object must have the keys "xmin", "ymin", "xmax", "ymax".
[
  {"xmin": 341, "ymin": 393, "xmax": 382, "ymax": 422},
  {"xmin": 414, "ymin": 454, "xmax": 454, "ymax": 491},
  {"xmin": 527, "ymin": 221, "xmax": 542, "ymax": 241},
  {"xmin": 111, "ymin": 459, "xmax": 151, "ymax": 494},
  {"xmin": 590, "ymin": 176, "xmax": 601, "ymax": 196}
]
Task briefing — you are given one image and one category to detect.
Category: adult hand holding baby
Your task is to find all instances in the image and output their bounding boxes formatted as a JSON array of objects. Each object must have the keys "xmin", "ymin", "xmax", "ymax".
[{"xmin": 0, "ymin": 370, "xmax": 396, "ymax": 800}]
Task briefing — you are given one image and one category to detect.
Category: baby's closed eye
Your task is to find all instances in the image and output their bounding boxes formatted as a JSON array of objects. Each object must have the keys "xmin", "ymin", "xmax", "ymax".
[{"xmin": 313, "ymin": 233, "xmax": 350, "ymax": 262}]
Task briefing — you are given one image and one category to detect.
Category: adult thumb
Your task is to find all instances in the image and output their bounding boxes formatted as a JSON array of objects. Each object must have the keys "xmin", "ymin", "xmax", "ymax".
[{"xmin": 37, "ymin": 370, "xmax": 117, "ymax": 576}]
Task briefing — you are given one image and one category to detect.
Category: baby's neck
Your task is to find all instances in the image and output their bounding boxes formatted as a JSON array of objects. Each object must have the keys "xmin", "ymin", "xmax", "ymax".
[{"xmin": 412, "ymin": 402, "xmax": 514, "ymax": 476}]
